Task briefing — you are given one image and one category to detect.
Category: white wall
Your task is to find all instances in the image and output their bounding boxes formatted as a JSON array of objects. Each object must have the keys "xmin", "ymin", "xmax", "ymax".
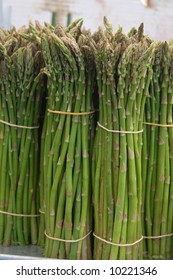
[
  {"xmin": 72, "ymin": 0, "xmax": 173, "ymax": 41},
  {"xmin": 1, "ymin": 0, "xmax": 173, "ymax": 41},
  {"xmin": 2, "ymin": 0, "xmax": 51, "ymax": 29}
]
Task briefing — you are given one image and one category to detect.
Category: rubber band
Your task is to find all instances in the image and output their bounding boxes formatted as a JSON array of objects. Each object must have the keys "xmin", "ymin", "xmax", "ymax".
[
  {"xmin": 143, "ymin": 121, "xmax": 173, "ymax": 128},
  {"xmin": 48, "ymin": 109, "xmax": 95, "ymax": 116},
  {"xmin": 143, "ymin": 232, "xmax": 173, "ymax": 239},
  {"xmin": 93, "ymin": 233, "xmax": 143, "ymax": 247},
  {"xmin": 39, "ymin": 209, "xmax": 45, "ymax": 214},
  {"xmin": 0, "ymin": 119, "xmax": 39, "ymax": 129},
  {"xmin": 44, "ymin": 230, "xmax": 92, "ymax": 243},
  {"xmin": 0, "ymin": 209, "xmax": 40, "ymax": 217},
  {"xmin": 97, "ymin": 122, "xmax": 143, "ymax": 134}
]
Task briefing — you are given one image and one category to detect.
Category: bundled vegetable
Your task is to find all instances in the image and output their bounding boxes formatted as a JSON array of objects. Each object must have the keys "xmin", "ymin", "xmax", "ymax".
[
  {"xmin": 0, "ymin": 19, "xmax": 172, "ymax": 261},
  {"xmin": 0, "ymin": 28, "xmax": 45, "ymax": 245},
  {"xmin": 37, "ymin": 20, "xmax": 96, "ymax": 259},
  {"xmin": 142, "ymin": 42, "xmax": 173, "ymax": 259},
  {"xmin": 92, "ymin": 19, "xmax": 156, "ymax": 260}
]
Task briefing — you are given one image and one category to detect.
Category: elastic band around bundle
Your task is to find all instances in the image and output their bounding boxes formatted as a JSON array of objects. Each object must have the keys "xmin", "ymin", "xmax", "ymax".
[
  {"xmin": 48, "ymin": 109, "xmax": 95, "ymax": 116},
  {"xmin": 39, "ymin": 209, "xmax": 45, "ymax": 214},
  {"xmin": 97, "ymin": 122, "xmax": 143, "ymax": 134},
  {"xmin": 44, "ymin": 230, "xmax": 92, "ymax": 243},
  {"xmin": 143, "ymin": 122, "xmax": 173, "ymax": 128},
  {"xmin": 0, "ymin": 119, "xmax": 39, "ymax": 129},
  {"xmin": 0, "ymin": 209, "xmax": 40, "ymax": 217},
  {"xmin": 93, "ymin": 232, "xmax": 143, "ymax": 247},
  {"xmin": 143, "ymin": 232, "xmax": 173, "ymax": 239}
]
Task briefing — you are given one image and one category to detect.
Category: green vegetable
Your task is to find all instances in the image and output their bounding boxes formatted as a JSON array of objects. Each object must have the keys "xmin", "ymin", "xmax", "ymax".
[
  {"xmin": 38, "ymin": 22, "xmax": 95, "ymax": 259},
  {"xmin": 0, "ymin": 29, "xmax": 44, "ymax": 245},
  {"xmin": 92, "ymin": 19, "xmax": 156, "ymax": 260},
  {"xmin": 143, "ymin": 42, "xmax": 173, "ymax": 259}
]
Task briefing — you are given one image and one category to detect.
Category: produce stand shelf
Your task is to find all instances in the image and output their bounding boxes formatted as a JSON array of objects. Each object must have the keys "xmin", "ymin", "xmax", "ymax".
[{"xmin": 0, "ymin": 245, "xmax": 44, "ymax": 260}]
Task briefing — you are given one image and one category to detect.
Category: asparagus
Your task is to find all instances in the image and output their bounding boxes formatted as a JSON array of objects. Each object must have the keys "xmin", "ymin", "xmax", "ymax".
[
  {"xmin": 92, "ymin": 19, "xmax": 156, "ymax": 260},
  {"xmin": 0, "ymin": 30, "xmax": 44, "ymax": 245},
  {"xmin": 37, "ymin": 23, "xmax": 95, "ymax": 259},
  {"xmin": 0, "ymin": 19, "xmax": 172, "ymax": 261},
  {"xmin": 143, "ymin": 42, "xmax": 173, "ymax": 259}
]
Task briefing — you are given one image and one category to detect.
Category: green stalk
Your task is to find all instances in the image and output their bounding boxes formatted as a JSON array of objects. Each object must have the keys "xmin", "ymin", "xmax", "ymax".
[
  {"xmin": 166, "ymin": 86, "xmax": 173, "ymax": 258},
  {"xmin": 0, "ymin": 82, "xmax": 10, "ymax": 243},
  {"xmin": 152, "ymin": 45, "xmax": 169, "ymax": 258},
  {"xmin": 68, "ymin": 123, "xmax": 82, "ymax": 259},
  {"xmin": 160, "ymin": 130, "xmax": 169, "ymax": 258},
  {"xmin": 110, "ymin": 49, "xmax": 127, "ymax": 259},
  {"xmin": 102, "ymin": 50, "xmax": 114, "ymax": 260}
]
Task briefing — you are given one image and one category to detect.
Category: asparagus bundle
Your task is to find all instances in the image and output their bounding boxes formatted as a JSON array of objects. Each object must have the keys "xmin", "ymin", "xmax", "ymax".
[
  {"xmin": 92, "ymin": 19, "xmax": 156, "ymax": 260},
  {"xmin": 142, "ymin": 42, "xmax": 173, "ymax": 259},
  {"xmin": 38, "ymin": 20, "xmax": 96, "ymax": 259},
  {"xmin": 0, "ymin": 19, "xmax": 172, "ymax": 261},
  {"xmin": 0, "ymin": 28, "xmax": 45, "ymax": 245}
]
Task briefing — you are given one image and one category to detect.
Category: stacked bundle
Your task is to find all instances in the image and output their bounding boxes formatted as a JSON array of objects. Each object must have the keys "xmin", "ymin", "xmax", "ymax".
[
  {"xmin": 142, "ymin": 42, "xmax": 173, "ymax": 259},
  {"xmin": 35, "ymin": 19, "xmax": 96, "ymax": 259},
  {"xmin": 0, "ymin": 27, "xmax": 45, "ymax": 246},
  {"xmin": 0, "ymin": 18, "xmax": 172, "ymax": 260},
  {"xmin": 92, "ymin": 19, "xmax": 157, "ymax": 260}
]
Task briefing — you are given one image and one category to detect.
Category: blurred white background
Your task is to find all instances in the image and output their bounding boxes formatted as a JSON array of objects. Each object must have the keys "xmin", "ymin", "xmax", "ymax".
[{"xmin": 0, "ymin": 0, "xmax": 173, "ymax": 40}]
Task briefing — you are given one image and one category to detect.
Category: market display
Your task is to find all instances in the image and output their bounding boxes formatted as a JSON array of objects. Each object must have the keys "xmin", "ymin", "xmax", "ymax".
[{"xmin": 0, "ymin": 18, "xmax": 172, "ymax": 260}]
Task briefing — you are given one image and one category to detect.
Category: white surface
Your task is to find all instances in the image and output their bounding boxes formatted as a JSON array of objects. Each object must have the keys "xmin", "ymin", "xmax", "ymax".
[
  {"xmin": 0, "ymin": 260, "xmax": 172, "ymax": 279},
  {"xmin": 0, "ymin": 245, "xmax": 44, "ymax": 259}
]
